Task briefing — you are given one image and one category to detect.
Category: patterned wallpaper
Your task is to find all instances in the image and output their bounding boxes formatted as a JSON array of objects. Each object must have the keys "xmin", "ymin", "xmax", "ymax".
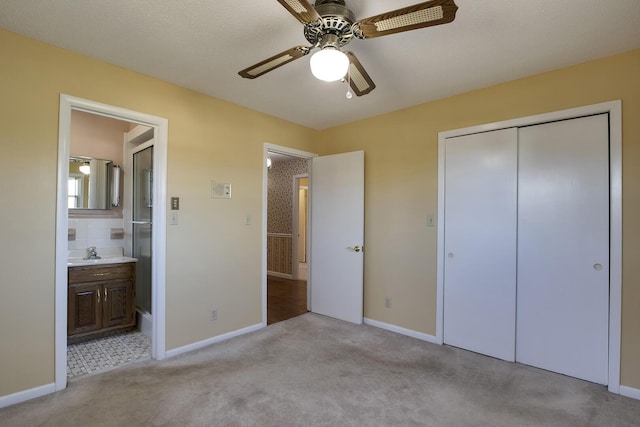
[{"xmin": 268, "ymin": 157, "xmax": 309, "ymax": 234}]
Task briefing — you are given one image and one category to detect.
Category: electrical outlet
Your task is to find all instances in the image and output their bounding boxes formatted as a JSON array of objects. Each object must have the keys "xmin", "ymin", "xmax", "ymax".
[
  {"xmin": 385, "ymin": 297, "xmax": 392, "ymax": 309},
  {"xmin": 211, "ymin": 309, "xmax": 217, "ymax": 321}
]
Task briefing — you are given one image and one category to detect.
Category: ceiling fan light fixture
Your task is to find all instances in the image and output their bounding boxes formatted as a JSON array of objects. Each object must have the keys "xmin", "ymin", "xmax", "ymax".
[
  {"xmin": 310, "ymin": 47, "xmax": 349, "ymax": 82},
  {"xmin": 79, "ymin": 162, "xmax": 91, "ymax": 175}
]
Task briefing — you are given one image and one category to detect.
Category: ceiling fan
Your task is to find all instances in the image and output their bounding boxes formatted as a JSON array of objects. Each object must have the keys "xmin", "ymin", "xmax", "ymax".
[{"xmin": 239, "ymin": 0, "xmax": 458, "ymax": 96}]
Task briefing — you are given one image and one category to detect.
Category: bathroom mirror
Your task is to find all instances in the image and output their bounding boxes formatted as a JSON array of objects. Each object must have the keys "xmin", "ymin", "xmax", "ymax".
[{"xmin": 68, "ymin": 156, "xmax": 118, "ymax": 209}]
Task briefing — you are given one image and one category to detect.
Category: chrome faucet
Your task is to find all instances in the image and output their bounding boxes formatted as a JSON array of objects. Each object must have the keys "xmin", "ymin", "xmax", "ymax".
[{"xmin": 85, "ymin": 246, "xmax": 101, "ymax": 260}]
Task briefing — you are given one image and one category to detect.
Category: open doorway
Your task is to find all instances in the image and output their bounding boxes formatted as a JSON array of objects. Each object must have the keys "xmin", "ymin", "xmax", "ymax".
[
  {"xmin": 262, "ymin": 145, "xmax": 365, "ymax": 326},
  {"xmin": 65, "ymin": 111, "xmax": 153, "ymax": 380},
  {"xmin": 56, "ymin": 95, "xmax": 168, "ymax": 391},
  {"xmin": 264, "ymin": 146, "xmax": 313, "ymax": 325}
]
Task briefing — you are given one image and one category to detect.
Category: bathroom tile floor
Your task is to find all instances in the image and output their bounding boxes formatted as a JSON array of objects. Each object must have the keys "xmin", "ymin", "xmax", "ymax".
[{"xmin": 67, "ymin": 328, "xmax": 151, "ymax": 380}]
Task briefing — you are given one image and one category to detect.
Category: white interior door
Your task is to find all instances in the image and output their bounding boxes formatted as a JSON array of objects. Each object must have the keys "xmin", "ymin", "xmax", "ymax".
[
  {"xmin": 516, "ymin": 115, "xmax": 609, "ymax": 384},
  {"xmin": 310, "ymin": 151, "xmax": 364, "ymax": 324},
  {"xmin": 443, "ymin": 128, "xmax": 518, "ymax": 361}
]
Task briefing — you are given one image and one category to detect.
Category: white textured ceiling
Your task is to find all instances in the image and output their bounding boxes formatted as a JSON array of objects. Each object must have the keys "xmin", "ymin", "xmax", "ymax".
[{"xmin": 1, "ymin": 0, "xmax": 638, "ymax": 130}]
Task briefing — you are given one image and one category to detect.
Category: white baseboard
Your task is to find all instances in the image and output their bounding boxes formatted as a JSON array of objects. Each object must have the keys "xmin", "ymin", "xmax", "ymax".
[
  {"xmin": 165, "ymin": 323, "xmax": 264, "ymax": 359},
  {"xmin": 0, "ymin": 383, "xmax": 56, "ymax": 409},
  {"xmin": 364, "ymin": 319, "xmax": 638, "ymax": 400},
  {"xmin": 364, "ymin": 317, "xmax": 439, "ymax": 344},
  {"xmin": 267, "ymin": 271, "xmax": 293, "ymax": 279},
  {"xmin": 620, "ymin": 385, "xmax": 640, "ymax": 400}
]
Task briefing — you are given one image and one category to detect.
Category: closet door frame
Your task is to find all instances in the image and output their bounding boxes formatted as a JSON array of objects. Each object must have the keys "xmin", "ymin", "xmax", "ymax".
[{"xmin": 436, "ymin": 100, "xmax": 622, "ymax": 394}]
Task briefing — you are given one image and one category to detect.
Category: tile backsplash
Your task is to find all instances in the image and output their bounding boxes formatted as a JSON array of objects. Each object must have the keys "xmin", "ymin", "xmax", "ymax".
[{"xmin": 68, "ymin": 218, "xmax": 125, "ymax": 250}]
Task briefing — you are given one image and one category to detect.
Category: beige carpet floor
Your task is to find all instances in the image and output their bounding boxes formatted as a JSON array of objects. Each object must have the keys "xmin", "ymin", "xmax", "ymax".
[{"xmin": 1, "ymin": 313, "xmax": 638, "ymax": 426}]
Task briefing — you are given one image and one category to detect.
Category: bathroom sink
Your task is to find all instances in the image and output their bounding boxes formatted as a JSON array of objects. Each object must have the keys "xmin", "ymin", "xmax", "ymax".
[{"xmin": 67, "ymin": 256, "xmax": 137, "ymax": 267}]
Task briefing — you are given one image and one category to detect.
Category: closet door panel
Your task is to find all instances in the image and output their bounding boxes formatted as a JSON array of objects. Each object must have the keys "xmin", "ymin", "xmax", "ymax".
[
  {"xmin": 516, "ymin": 115, "xmax": 609, "ymax": 384},
  {"xmin": 443, "ymin": 128, "xmax": 518, "ymax": 361}
]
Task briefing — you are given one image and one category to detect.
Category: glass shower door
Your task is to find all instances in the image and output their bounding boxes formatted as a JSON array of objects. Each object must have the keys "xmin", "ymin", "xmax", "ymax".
[{"xmin": 133, "ymin": 146, "xmax": 153, "ymax": 314}]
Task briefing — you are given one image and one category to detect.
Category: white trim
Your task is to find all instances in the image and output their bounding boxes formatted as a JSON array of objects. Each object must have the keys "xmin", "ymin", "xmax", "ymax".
[
  {"xmin": 436, "ymin": 100, "xmax": 623, "ymax": 394},
  {"xmin": 56, "ymin": 94, "xmax": 169, "ymax": 394},
  {"xmin": 608, "ymin": 101, "xmax": 623, "ymax": 394},
  {"xmin": 267, "ymin": 271, "xmax": 294, "ymax": 279},
  {"xmin": 262, "ymin": 143, "xmax": 317, "ymax": 326},
  {"xmin": 55, "ymin": 97, "xmax": 72, "ymax": 391},
  {"xmin": 620, "ymin": 386, "xmax": 640, "ymax": 401},
  {"xmin": 292, "ymin": 173, "xmax": 309, "ymax": 280},
  {"xmin": 0, "ymin": 383, "xmax": 56, "ymax": 409},
  {"xmin": 164, "ymin": 323, "xmax": 264, "ymax": 359},
  {"xmin": 364, "ymin": 318, "xmax": 439, "ymax": 344}
]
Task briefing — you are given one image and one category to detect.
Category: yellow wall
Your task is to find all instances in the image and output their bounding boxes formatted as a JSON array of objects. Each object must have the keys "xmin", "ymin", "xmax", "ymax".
[
  {"xmin": 316, "ymin": 49, "xmax": 640, "ymax": 389},
  {"xmin": 1, "ymin": 24, "xmax": 638, "ymax": 400},
  {"xmin": 0, "ymin": 29, "xmax": 316, "ymax": 397}
]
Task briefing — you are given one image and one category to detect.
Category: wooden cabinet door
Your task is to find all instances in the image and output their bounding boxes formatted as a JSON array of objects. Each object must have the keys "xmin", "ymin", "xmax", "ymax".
[
  {"xmin": 103, "ymin": 280, "xmax": 135, "ymax": 329},
  {"xmin": 68, "ymin": 282, "xmax": 103, "ymax": 335}
]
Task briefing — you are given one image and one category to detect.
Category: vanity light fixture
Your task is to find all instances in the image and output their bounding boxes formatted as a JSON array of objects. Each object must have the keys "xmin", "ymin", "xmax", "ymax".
[{"xmin": 112, "ymin": 165, "xmax": 121, "ymax": 207}]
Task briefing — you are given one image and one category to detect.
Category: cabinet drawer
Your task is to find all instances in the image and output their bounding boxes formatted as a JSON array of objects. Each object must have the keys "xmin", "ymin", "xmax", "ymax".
[{"xmin": 69, "ymin": 263, "xmax": 135, "ymax": 284}]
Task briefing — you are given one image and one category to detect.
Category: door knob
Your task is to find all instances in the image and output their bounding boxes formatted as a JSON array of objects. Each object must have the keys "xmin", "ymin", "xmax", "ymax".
[
  {"xmin": 593, "ymin": 263, "xmax": 603, "ymax": 271},
  {"xmin": 347, "ymin": 246, "xmax": 362, "ymax": 252}
]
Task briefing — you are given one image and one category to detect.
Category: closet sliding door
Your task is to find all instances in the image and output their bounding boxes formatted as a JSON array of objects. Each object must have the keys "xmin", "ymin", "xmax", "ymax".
[
  {"xmin": 442, "ymin": 114, "xmax": 610, "ymax": 384},
  {"xmin": 516, "ymin": 115, "xmax": 610, "ymax": 385},
  {"xmin": 443, "ymin": 128, "xmax": 518, "ymax": 362}
]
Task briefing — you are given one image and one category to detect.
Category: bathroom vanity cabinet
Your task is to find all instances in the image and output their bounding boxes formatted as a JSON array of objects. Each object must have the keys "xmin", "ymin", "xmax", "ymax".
[{"xmin": 68, "ymin": 262, "xmax": 136, "ymax": 337}]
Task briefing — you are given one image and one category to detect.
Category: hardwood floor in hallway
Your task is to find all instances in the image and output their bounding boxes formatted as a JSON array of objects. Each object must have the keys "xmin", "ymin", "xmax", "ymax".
[{"xmin": 267, "ymin": 275, "xmax": 308, "ymax": 325}]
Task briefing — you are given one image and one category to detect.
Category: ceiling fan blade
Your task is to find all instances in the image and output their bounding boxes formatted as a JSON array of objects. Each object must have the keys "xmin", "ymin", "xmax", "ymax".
[
  {"xmin": 345, "ymin": 52, "xmax": 376, "ymax": 96},
  {"xmin": 276, "ymin": 0, "xmax": 322, "ymax": 24},
  {"xmin": 239, "ymin": 46, "xmax": 312, "ymax": 79},
  {"xmin": 353, "ymin": 0, "xmax": 458, "ymax": 39}
]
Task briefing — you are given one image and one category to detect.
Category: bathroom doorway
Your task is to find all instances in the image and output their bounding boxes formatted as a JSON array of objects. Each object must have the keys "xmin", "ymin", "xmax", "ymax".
[
  {"xmin": 56, "ymin": 95, "xmax": 168, "ymax": 390},
  {"xmin": 65, "ymin": 111, "xmax": 153, "ymax": 380}
]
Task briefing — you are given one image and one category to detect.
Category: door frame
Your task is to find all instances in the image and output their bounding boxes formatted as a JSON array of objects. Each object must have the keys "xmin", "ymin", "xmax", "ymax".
[
  {"xmin": 262, "ymin": 143, "xmax": 316, "ymax": 325},
  {"xmin": 436, "ymin": 100, "xmax": 622, "ymax": 393},
  {"xmin": 55, "ymin": 94, "xmax": 168, "ymax": 391},
  {"xmin": 292, "ymin": 173, "xmax": 309, "ymax": 281}
]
